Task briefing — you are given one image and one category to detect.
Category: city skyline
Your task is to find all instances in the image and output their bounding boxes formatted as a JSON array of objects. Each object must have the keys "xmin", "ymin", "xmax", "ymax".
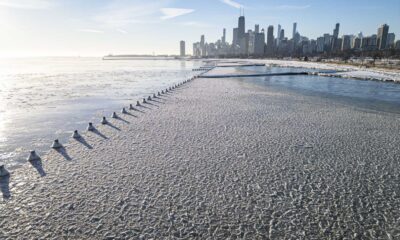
[
  {"xmin": 0, "ymin": 0, "xmax": 399, "ymax": 57},
  {"xmin": 191, "ymin": 14, "xmax": 399, "ymax": 58}
]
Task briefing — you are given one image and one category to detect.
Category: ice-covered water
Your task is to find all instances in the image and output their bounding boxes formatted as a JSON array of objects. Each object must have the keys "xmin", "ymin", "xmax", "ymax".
[
  {"xmin": 1, "ymin": 60, "xmax": 399, "ymax": 170},
  {"xmin": 241, "ymin": 66, "xmax": 400, "ymax": 113},
  {"xmin": 0, "ymin": 57, "xmax": 200, "ymax": 169}
]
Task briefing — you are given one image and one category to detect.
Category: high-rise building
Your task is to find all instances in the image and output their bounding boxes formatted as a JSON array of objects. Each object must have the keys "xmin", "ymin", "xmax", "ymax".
[
  {"xmin": 233, "ymin": 28, "xmax": 238, "ymax": 46},
  {"xmin": 333, "ymin": 23, "xmax": 340, "ymax": 39},
  {"xmin": 396, "ymin": 40, "xmax": 400, "ymax": 50},
  {"xmin": 293, "ymin": 32, "xmax": 300, "ymax": 46},
  {"xmin": 341, "ymin": 35, "xmax": 352, "ymax": 51},
  {"xmin": 277, "ymin": 24, "xmax": 281, "ymax": 46},
  {"xmin": 386, "ymin": 33, "xmax": 395, "ymax": 48},
  {"xmin": 240, "ymin": 32, "xmax": 250, "ymax": 55},
  {"xmin": 280, "ymin": 29, "xmax": 285, "ymax": 41},
  {"xmin": 352, "ymin": 38, "xmax": 361, "ymax": 49},
  {"xmin": 323, "ymin": 34, "xmax": 332, "ymax": 51},
  {"xmin": 266, "ymin": 25, "xmax": 274, "ymax": 55},
  {"xmin": 254, "ymin": 29, "xmax": 265, "ymax": 56},
  {"xmin": 255, "ymin": 24, "xmax": 260, "ymax": 34},
  {"xmin": 193, "ymin": 42, "xmax": 201, "ymax": 57},
  {"xmin": 200, "ymin": 35, "xmax": 206, "ymax": 57},
  {"xmin": 361, "ymin": 35, "xmax": 377, "ymax": 50},
  {"xmin": 238, "ymin": 15, "xmax": 247, "ymax": 54},
  {"xmin": 316, "ymin": 37, "xmax": 325, "ymax": 53},
  {"xmin": 371, "ymin": 34, "xmax": 377, "ymax": 46},
  {"xmin": 331, "ymin": 23, "xmax": 340, "ymax": 51},
  {"xmin": 238, "ymin": 16, "xmax": 245, "ymax": 40},
  {"xmin": 377, "ymin": 24, "xmax": 389, "ymax": 50},
  {"xmin": 180, "ymin": 41, "xmax": 185, "ymax": 57},
  {"xmin": 222, "ymin": 28, "xmax": 226, "ymax": 44},
  {"xmin": 292, "ymin": 22, "xmax": 297, "ymax": 40},
  {"xmin": 248, "ymin": 30, "xmax": 255, "ymax": 54}
]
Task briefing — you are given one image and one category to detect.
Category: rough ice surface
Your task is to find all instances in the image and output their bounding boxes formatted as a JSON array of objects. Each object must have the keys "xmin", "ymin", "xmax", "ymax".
[
  {"xmin": 1, "ymin": 71, "xmax": 400, "ymax": 239},
  {"xmin": 0, "ymin": 58, "xmax": 198, "ymax": 169}
]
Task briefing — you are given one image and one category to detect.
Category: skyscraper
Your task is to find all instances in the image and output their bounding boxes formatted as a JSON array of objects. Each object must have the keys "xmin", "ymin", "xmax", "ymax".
[
  {"xmin": 237, "ymin": 15, "xmax": 247, "ymax": 55},
  {"xmin": 255, "ymin": 24, "xmax": 259, "ymax": 34},
  {"xmin": 333, "ymin": 23, "xmax": 340, "ymax": 39},
  {"xmin": 386, "ymin": 33, "xmax": 395, "ymax": 48},
  {"xmin": 277, "ymin": 24, "xmax": 281, "ymax": 46},
  {"xmin": 248, "ymin": 30, "xmax": 255, "ymax": 54},
  {"xmin": 266, "ymin": 25, "xmax": 274, "ymax": 55},
  {"xmin": 222, "ymin": 28, "xmax": 226, "ymax": 44},
  {"xmin": 377, "ymin": 24, "xmax": 389, "ymax": 50},
  {"xmin": 292, "ymin": 22, "xmax": 297, "ymax": 40},
  {"xmin": 280, "ymin": 29, "xmax": 285, "ymax": 40},
  {"xmin": 341, "ymin": 35, "xmax": 351, "ymax": 51},
  {"xmin": 323, "ymin": 34, "xmax": 332, "ymax": 51},
  {"xmin": 193, "ymin": 42, "xmax": 201, "ymax": 56},
  {"xmin": 254, "ymin": 29, "xmax": 265, "ymax": 56},
  {"xmin": 352, "ymin": 37, "xmax": 361, "ymax": 49},
  {"xmin": 238, "ymin": 16, "xmax": 245, "ymax": 40},
  {"xmin": 316, "ymin": 37, "xmax": 325, "ymax": 53},
  {"xmin": 180, "ymin": 41, "xmax": 185, "ymax": 57},
  {"xmin": 233, "ymin": 28, "xmax": 238, "ymax": 46},
  {"xmin": 200, "ymin": 35, "xmax": 206, "ymax": 57},
  {"xmin": 331, "ymin": 23, "xmax": 340, "ymax": 51},
  {"xmin": 232, "ymin": 28, "xmax": 238, "ymax": 46}
]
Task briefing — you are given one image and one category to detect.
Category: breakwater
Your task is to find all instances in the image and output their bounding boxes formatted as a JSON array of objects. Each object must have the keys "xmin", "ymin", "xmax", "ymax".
[{"xmin": 202, "ymin": 71, "xmax": 309, "ymax": 78}]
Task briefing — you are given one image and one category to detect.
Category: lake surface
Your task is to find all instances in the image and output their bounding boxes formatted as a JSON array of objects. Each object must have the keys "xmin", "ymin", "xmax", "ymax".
[
  {"xmin": 1, "ymin": 59, "xmax": 399, "ymax": 170},
  {"xmin": 0, "ymin": 57, "xmax": 200, "ymax": 169},
  {"xmin": 241, "ymin": 66, "xmax": 400, "ymax": 114}
]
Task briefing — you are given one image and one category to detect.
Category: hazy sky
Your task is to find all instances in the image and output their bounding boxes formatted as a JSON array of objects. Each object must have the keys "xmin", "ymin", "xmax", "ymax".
[{"xmin": 1, "ymin": 0, "xmax": 399, "ymax": 57}]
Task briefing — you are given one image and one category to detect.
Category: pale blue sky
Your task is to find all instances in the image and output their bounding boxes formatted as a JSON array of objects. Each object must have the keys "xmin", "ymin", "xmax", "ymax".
[{"xmin": 0, "ymin": 0, "xmax": 399, "ymax": 57}]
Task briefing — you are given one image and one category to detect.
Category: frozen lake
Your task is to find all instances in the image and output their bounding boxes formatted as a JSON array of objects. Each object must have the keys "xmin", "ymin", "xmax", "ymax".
[
  {"xmin": 0, "ymin": 57, "xmax": 200, "ymax": 169},
  {"xmin": 1, "ymin": 59, "xmax": 399, "ymax": 170}
]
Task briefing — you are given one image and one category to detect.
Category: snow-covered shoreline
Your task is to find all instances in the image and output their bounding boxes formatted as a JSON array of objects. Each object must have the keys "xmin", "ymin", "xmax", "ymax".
[
  {"xmin": 207, "ymin": 59, "xmax": 400, "ymax": 83},
  {"xmin": 253, "ymin": 59, "xmax": 400, "ymax": 83}
]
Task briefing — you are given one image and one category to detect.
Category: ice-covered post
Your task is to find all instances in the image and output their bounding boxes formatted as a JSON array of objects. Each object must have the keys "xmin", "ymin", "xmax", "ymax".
[
  {"xmin": 111, "ymin": 112, "xmax": 118, "ymax": 118},
  {"xmin": 72, "ymin": 130, "xmax": 81, "ymax": 139},
  {"xmin": 0, "ymin": 165, "xmax": 9, "ymax": 177},
  {"xmin": 101, "ymin": 117, "xmax": 108, "ymax": 124},
  {"xmin": 136, "ymin": 101, "xmax": 141, "ymax": 106},
  {"xmin": 27, "ymin": 150, "xmax": 41, "ymax": 161},
  {"xmin": 87, "ymin": 122, "xmax": 95, "ymax": 131},
  {"xmin": 51, "ymin": 139, "xmax": 63, "ymax": 149},
  {"xmin": 121, "ymin": 108, "xmax": 128, "ymax": 114},
  {"xmin": 129, "ymin": 104, "xmax": 135, "ymax": 110}
]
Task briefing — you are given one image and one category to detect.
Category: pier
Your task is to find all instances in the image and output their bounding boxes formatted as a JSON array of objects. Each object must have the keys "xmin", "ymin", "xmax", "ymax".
[{"xmin": 202, "ymin": 71, "xmax": 309, "ymax": 78}]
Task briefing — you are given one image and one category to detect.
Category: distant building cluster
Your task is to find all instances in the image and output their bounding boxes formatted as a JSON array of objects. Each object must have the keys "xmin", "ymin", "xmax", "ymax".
[{"xmin": 187, "ymin": 15, "xmax": 399, "ymax": 58}]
